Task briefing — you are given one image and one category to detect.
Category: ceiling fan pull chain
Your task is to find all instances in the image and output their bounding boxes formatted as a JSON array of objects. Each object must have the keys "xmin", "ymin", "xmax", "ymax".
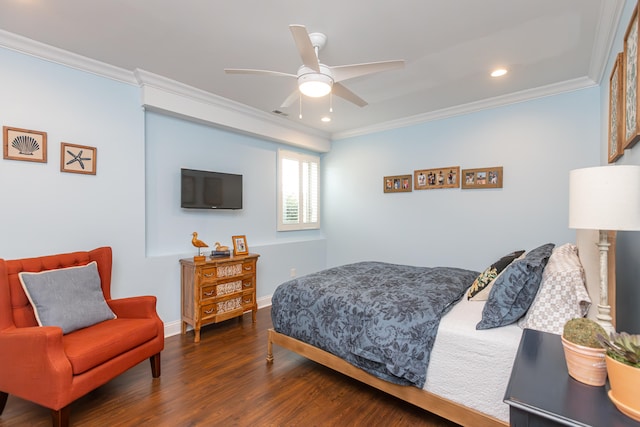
[
  {"xmin": 329, "ymin": 93, "xmax": 333, "ymax": 113},
  {"xmin": 299, "ymin": 94, "xmax": 303, "ymax": 119}
]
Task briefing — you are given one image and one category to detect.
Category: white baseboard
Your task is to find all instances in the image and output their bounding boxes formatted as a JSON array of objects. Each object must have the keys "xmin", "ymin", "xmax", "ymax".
[{"xmin": 163, "ymin": 295, "xmax": 272, "ymax": 337}]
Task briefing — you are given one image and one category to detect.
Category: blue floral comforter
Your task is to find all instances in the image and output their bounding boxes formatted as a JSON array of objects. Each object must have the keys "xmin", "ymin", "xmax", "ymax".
[{"xmin": 271, "ymin": 261, "xmax": 478, "ymax": 388}]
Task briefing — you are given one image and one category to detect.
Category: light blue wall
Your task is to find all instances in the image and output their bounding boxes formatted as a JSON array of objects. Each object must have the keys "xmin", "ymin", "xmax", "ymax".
[
  {"xmin": 0, "ymin": 32, "xmax": 607, "ymax": 333},
  {"xmin": 0, "ymin": 47, "xmax": 147, "ymax": 297},
  {"xmin": 323, "ymin": 89, "xmax": 600, "ymax": 271}
]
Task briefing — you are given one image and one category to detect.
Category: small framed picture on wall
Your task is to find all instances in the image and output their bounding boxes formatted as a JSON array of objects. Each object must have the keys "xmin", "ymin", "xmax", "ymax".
[
  {"xmin": 461, "ymin": 167, "xmax": 503, "ymax": 189},
  {"xmin": 3, "ymin": 126, "xmax": 47, "ymax": 163},
  {"xmin": 383, "ymin": 174, "xmax": 412, "ymax": 193},
  {"xmin": 60, "ymin": 142, "xmax": 97, "ymax": 175}
]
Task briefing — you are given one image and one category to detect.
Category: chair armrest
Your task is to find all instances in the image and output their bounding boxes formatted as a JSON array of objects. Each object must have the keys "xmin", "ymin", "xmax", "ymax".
[
  {"xmin": 108, "ymin": 295, "xmax": 158, "ymax": 319},
  {"xmin": 0, "ymin": 326, "xmax": 72, "ymax": 394}
]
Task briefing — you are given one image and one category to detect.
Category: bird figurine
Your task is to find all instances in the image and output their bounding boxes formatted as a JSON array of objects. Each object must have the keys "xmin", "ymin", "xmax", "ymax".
[
  {"xmin": 214, "ymin": 242, "xmax": 230, "ymax": 252},
  {"xmin": 191, "ymin": 232, "xmax": 209, "ymax": 256}
]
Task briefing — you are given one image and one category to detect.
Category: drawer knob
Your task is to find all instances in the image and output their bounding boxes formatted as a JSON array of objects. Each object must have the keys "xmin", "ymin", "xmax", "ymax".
[
  {"xmin": 204, "ymin": 290, "xmax": 215, "ymax": 297},
  {"xmin": 204, "ymin": 308, "xmax": 214, "ymax": 314},
  {"xmin": 203, "ymin": 273, "xmax": 214, "ymax": 278}
]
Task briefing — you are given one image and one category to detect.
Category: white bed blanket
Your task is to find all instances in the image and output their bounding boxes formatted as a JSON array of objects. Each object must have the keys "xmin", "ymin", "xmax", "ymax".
[{"xmin": 424, "ymin": 296, "xmax": 523, "ymax": 422}]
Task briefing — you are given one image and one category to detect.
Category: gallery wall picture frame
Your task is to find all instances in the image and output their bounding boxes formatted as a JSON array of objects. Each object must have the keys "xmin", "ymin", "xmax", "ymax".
[
  {"xmin": 610, "ymin": 52, "xmax": 624, "ymax": 164},
  {"xmin": 60, "ymin": 142, "xmax": 97, "ymax": 175},
  {"xmin": 3, "ymin": 126, "xmax": 47, "ymax": 163},
  {"xmin": 623, "ymin": 3, "xmax": 640, "ymax": 150},
  {"xmin": 461, "ymin": 167, "xmax": 503, "ymax": 189},
  {"xmin": 383, "ymin": 174, "xmax": 412, "ymax": 193},
  {"xmin": 232, "ymin": 235, "xmax": 248, "ymax": 256},
  {"xmin": 414, "ymin": 166, "xmax": 460, "ymax": 190}
]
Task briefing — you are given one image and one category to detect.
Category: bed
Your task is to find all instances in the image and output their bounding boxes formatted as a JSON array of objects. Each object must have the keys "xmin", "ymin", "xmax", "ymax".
[{"xmin": 267, "ymin": 232, "xmax": 609, "ymax": 427}]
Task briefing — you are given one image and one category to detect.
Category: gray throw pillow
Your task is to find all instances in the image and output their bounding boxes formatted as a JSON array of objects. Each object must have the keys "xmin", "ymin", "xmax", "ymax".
[
  {"xmin": 476, "ymin": 243, "xmax": 555, "ymax": 330},
  {"xmin": 19, "ymin": 261, "xmax": 116, "ymax": 334}
]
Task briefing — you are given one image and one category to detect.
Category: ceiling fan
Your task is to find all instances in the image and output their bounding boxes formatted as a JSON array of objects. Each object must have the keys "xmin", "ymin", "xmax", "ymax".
[{"xmin": 224, "ymin": 24, "xmax": 405, "ymax": 109}]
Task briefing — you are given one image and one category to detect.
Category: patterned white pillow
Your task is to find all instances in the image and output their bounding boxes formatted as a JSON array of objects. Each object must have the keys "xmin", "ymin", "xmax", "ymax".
[{"xmin": 518, "ymin": 243, "xmax": 591, "ymax": 334}]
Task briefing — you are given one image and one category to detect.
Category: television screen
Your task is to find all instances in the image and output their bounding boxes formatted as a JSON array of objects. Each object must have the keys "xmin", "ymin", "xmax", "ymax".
[{"xmin": 181, "ymin": 168, "xmax": 243, "ymax": 209}]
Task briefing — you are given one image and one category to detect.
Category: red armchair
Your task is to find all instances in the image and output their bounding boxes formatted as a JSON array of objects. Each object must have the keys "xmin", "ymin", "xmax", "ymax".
[{"xmin": 0, "ymin": 247, "xmax": 164, "ymax": 427}]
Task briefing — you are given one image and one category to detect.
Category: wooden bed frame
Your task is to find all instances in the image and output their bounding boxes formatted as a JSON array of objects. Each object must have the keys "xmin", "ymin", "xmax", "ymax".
[
  {"xmin": 266, "ymin": 231, "xmax": 614, "ymax": 427},
  {"xmin": 267, "ymin": 328, "xmax": 506, "ymax": 427}
]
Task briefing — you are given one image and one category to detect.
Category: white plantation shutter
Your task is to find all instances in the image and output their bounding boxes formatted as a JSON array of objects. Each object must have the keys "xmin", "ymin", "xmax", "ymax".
[{"xmin": 278, "ymin": 149, "xmax": 320, "ymax": 231}]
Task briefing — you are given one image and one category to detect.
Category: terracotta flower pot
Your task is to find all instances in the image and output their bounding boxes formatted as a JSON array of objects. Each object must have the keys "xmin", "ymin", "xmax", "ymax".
[
  {"xmin": 606, "ymin": 355, "xmax": 640, "ymax": 422},
  {"xmin": 561, "ymin": 336, "xmax": 607, "ymax": 386}
]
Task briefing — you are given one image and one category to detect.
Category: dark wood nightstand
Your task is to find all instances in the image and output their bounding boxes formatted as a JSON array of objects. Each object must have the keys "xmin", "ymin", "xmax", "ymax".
[{"xmin": 504, "ymin": 328, "xmax": 640, "ymax": 427}]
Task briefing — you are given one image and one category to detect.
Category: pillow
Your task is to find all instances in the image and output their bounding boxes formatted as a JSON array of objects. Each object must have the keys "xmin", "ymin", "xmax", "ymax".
[
  {"xmin": 476, "ymin": 243, "xmax": 555, "ymax": 330},
  {"xmin": 19, "ymin": 261, "xmax": 116, "ymax": 334},
  {"xmin": 467, "ymin": 250, "xmax": 525, "ymax": 300},
  {"xmin": 518, "ymin": 243, "xmax": 591, "ymax": 334}
]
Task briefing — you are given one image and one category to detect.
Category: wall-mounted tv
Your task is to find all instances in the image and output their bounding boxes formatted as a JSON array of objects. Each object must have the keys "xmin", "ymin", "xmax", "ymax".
[{"xmin": 181, "ymin": 168, "xmax": 243, "ymax": 210}]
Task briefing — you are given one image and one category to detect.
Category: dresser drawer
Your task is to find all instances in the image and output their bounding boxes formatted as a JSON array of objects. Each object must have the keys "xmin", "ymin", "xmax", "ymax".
[
  {"xmin": 200, "ymin": 295, "xmax": 242, "ymax": 320},
  {"xmin": 200, "ymin": 278, "xmax": 244, "ymax": 301},
  {"xmin": 241, "ymin": 260, "xmax": 255, "ymax": 274},
  {"xmin": 199, "ymin": 266, "xmax": 218, "ymax": 284},
  {"xmin": 241, "ymin": 292, "xmax": 254, "ymax": 308}
]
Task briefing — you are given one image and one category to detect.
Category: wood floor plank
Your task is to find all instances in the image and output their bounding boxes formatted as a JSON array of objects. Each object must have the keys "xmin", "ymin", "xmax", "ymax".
[{"xmin": 0, "ymin": 308, "xmax": 460, "ymax": 426}]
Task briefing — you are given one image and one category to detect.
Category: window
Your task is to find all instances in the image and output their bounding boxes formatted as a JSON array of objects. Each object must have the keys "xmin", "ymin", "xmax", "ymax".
[{"xmin": 277, "ymin": 149, "xmax": 320, "ymax": 231}]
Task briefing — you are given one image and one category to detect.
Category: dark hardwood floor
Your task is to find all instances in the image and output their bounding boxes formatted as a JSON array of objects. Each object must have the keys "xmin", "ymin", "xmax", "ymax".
[{"xmin": 0, "ymin": 308, "xmax": 460, "ymax": 426}]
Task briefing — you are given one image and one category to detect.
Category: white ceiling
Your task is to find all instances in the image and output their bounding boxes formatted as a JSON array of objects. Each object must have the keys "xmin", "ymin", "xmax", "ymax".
[{"xmin": 0, "ymin": 0, "xmax": 623, "ymax": 139}]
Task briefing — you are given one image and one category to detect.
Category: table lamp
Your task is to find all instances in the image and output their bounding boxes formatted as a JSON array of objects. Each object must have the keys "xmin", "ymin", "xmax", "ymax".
[{"xmin": 569, "ymin": 165, "xmax": 640, "ymax": 333}]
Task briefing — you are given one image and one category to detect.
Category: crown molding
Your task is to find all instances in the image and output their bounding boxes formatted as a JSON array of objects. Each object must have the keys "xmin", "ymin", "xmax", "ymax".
[
  {"xmin": 588, "ymin": 0, "xmax": 625, "ymax": 84},
  {"xmin": 332, "ymin": 77, "xmax": 598, "ymax": 140},
  {"xmin": 0, "ymin": 29, "xmax": 137, "ymax": 85}
]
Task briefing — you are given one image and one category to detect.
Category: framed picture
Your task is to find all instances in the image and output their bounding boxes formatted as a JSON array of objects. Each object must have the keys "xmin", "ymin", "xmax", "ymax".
[
  {"xmin": 624, "ymin": 3, "xmax": 640, "ymax": 150},
  {"xmin": 383, "ymin": 174, "xmax": 412, "ymax": 193},
  {"xmin": 610, "ymin": 52, "xmax": 624, "ymax": 164},
  {"xmin": 3, "ymin": 126, "xmax": 47, "ymax": 163},
  {"xmin": 461, "ymin": 167, "xmax": 503, "ymax": 189},
  {"xmin": 414, "ymin": 166, "xmax": 460, "ymax": 190},
  {"xmin": 60, "ymin": 142, "xmax": 97, "ymax": 175},
  {"xmin": 232, "ymin": 235, "xmax": 248, "ymax": 256}
]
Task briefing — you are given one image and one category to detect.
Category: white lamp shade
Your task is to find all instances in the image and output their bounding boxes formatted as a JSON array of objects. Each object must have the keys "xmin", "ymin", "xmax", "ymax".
[{"xmin": 569, "ymin": 165, "xmax": 640, "ymax": 231}]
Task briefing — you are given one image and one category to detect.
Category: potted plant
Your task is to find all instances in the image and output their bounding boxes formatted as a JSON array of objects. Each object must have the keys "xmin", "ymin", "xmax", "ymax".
[
  {"xmin": 561, "ymin": 318, "xmax": 607, "ymax": 386},
  {"xmin": 598, "ymin": 332, "xmax": 640, "ymax": 421}
]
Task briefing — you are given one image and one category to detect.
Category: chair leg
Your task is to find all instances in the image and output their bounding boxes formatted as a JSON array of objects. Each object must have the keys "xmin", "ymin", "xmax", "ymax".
[
  {"xmin": 51, "ymin": 405, "xmax": 70, "ymax": 427},
  {"xmin": 150, "ymin": 352, "xmax": 161, "ymax": 378},
  {"xmin": 0, "ymin": 392, "xmax": 8, "ymax": 414}
]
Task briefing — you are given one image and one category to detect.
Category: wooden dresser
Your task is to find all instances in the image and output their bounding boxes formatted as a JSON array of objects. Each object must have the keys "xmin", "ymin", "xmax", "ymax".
[{"xmin": 179, "ymin": 253, "xmax": 259, "ymax": 343}]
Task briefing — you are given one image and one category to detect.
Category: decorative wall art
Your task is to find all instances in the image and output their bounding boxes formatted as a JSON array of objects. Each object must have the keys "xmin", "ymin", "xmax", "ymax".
[
  {"xmin": 624, "ymin": 3, "xmax": 640, "ymax": 150},
  {"xmin": 60, "ymin": 142, "xmax": 97, "ymax": 175},
  {"xmin": 383, "ymin": 174, "xmax": 412, "ymax": 193},
  {"xmin": 610, "ymin": 52, "xmax": 624, "ymax": 163},
  {"xmin": 461, "ymin": 167, "xmax": 503, "ymax": 189},
  {"xmin": 3, "ymin": 126, "xmax": 47, "ymax": 163},
  {"xmin": 232, "ymin": 235, "xmax": 248, "ymax": 256},
  {"xmin": 414, "ymin": 166, "xmax": 460, "ymax": 190}
]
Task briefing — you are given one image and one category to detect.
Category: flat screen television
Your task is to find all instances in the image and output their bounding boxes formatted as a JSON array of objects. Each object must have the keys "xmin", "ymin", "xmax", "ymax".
[{"xmin": 181, "ymin": 168, "xmax": 243, "ymax": 210}]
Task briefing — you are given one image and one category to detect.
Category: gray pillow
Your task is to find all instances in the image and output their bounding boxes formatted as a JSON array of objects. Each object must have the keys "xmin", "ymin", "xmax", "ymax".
[
  {"xmin": 476, "ymin": 243, "xmax": 555, "ymax": 330},
  {"xmin": 19, "ymin": 261, "xmax": 116, "ymax": 334}
]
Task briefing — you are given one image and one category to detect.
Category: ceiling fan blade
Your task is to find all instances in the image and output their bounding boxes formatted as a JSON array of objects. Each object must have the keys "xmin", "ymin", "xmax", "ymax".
[
  {"xmin": 330, "ymin": 60, "xmax": 405, "ymax": 83},
  {"xmin": 224, "ymin": 68, "xmax": 297, "ymax": 78},
  {"xmin": 332, "ymin": 83, "xmax": 368, "ymax": 107},
  {"xmin": 280, "ymin": 90, "xmax": 300, "ymax": 108},
  {"xmin": 289, "ymin": 24, "xmax": 320, "ymax": 72}
]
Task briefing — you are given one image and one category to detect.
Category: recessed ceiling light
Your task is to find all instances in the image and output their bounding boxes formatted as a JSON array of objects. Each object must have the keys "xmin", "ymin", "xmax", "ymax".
[
  {"xmin": 321, "ymin": 116, "xmax": 331, "ymax": 122},
  {"xmin": 491, "ymin": 68, "xmax": 508, "ymax": 78}
]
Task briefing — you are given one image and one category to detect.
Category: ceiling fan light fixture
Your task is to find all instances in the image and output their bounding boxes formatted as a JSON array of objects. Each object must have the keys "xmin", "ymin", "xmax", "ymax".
[
  {"xmin": 298, "ymin": 73, "xmax": 333, "ymax": 97},
  {"xmin": 490, "ymin": 68, "xmax": 508, "ymax": 77}
]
